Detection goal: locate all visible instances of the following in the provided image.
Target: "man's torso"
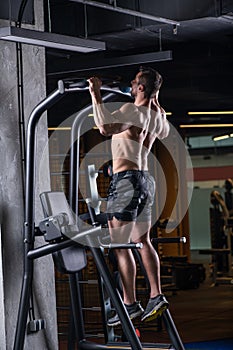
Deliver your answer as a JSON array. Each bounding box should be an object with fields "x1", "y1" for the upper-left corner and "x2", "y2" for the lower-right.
[{"x1": 111, "y1": 103, "x2": 163, "y2": 173}]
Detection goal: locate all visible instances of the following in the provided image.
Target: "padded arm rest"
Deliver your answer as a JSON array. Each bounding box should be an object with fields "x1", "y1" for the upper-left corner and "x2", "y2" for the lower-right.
[{"x1": 39, "y1": 213, "x2": 70, "y2": 242}]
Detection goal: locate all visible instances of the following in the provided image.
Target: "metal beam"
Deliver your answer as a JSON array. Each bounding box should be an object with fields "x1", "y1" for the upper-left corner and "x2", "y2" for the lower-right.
[
  {"x1": 69, "y1": 0, "x2": 180, "y2": 26},
  {"x1": 48, "y1": 50, "x2": 173, "y2": 77}
]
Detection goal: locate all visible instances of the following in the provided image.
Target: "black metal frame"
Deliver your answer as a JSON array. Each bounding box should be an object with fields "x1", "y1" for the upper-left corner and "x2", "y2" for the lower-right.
[
  {"x1": 14, "y1": 87, "x2": 64, "y2": 350},
  {"x1": 13, "y1": 81, "x2": 143, "y2": 350},
  {"x1": 13, "y1": 79, "x2": 185, "y2": 350},
  {"x1": 69, "y1": 93, "x2": 185, "y2": 350}
]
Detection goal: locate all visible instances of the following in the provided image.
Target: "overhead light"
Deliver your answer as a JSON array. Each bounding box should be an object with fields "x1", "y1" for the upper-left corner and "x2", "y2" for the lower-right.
[
  {"x1": 48, "y1": 127, "x2": 71, "y2": 131},
  {"x1": 0, "y1": 26, "x2": 106, "y2": 53},
  {"x1": 179, "y1": 124, "x2": 233, "y2": 128},
  {"x1": 88, "y1": 112, "x2": 172, "y2": 116},
  {"x1": 188, "y1": 111, "x2": 233, "y2": 115},
  {"x1": 212, "y1": 135, "x2": 230, "y2": 141},
  {"x1": 212, "y1": 133, "x2": 233, "y2": 141}
]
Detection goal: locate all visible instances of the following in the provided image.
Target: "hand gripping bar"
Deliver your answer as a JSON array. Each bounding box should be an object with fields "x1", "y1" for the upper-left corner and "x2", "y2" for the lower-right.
[{"x1": 58, "y1": 78, "x2": 132, "y2": 96}]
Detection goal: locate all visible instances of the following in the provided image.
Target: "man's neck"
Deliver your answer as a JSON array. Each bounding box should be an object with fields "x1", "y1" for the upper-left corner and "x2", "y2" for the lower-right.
[
  {"x1": 134, "y1": 91, "x2": 159, "y2": 107},
  {"x1": 134, "y1": 95, "x2": 149, "y2": 107}
]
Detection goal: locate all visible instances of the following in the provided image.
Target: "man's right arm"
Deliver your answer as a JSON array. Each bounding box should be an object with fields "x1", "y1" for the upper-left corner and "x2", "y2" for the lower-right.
[
  {"x1": 88, "y1": 76, "x2": 127, "y2": 135},
  {"x1": 88, "y1": 77, "x2": 144, "y2": 136}
]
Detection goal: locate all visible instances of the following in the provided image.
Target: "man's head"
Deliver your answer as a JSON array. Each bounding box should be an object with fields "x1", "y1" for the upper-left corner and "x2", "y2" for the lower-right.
[{"x1": 131, "y1": 66, "x2": 163, "y2": 99}]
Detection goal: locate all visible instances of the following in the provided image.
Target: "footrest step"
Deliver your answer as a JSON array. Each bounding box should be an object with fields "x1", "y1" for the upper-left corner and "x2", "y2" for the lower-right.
[{"x1": 107, "y1": 342, "x2": 174, "y2": 349}]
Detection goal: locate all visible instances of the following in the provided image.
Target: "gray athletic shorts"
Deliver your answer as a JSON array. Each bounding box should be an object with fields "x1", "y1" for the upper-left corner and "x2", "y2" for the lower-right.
[{"x1": 106, "y1": 170, "x2": 155, "y2": 222}]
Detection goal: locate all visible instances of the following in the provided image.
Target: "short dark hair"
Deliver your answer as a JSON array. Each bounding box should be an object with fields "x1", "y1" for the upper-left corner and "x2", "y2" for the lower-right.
[{"x1": 138, "y1": 66, "x2": 163, "y2": 99}]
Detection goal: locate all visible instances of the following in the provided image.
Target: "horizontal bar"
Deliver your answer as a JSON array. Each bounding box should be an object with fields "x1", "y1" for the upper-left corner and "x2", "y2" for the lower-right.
[
  {"x1": 28, "y1": 226, "x2": 102, "y2": 259},
  {"x1": 152, "y1": 237, "x2": 186, "y2": 244}
]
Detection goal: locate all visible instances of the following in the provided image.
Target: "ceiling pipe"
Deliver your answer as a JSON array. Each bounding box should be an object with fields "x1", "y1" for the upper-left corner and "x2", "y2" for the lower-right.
[{"x1": 69, "y1": 0, "x2": 180, "y2": 26}]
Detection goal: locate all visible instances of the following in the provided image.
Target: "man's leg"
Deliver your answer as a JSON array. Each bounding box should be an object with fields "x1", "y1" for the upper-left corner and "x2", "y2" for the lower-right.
[
  {"x1": 132, "y1": 222, "x2": 169, "y2": 322},
  {"x1": 108, "y1": 217, "x2": 136, "y2": 305},
  {"x1": 107, "y1": 218, "x2": 144, "y2": 326},
  {"x1": 132, "y1": 222, "x2": 161, "y2": 297}
]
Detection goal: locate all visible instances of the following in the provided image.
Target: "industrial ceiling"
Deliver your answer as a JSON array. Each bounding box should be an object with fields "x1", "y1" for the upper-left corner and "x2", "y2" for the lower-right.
[
  {"x1": 3, "y1": 0, "x2": 232, "y2": 138},
  {"x1": 44, "y1": 0, "x2": 233, "y2": 138}
]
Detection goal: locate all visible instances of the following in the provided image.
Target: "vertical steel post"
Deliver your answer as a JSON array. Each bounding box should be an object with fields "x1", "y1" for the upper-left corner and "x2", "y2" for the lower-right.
[{"x1": 14, "y1": 88, "x2": 64, "y2": 350}]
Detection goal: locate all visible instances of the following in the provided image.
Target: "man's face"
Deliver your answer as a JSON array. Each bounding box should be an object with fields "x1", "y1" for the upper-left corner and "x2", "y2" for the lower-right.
[{"x1": 130, "y1": 72, "x2": 142, "y2": 97}]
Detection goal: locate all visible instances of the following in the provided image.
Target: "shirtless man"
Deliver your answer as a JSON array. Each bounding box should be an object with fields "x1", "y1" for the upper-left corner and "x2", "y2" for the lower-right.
[{"x1": 88, "y1": 66, "x2": 170, "y2": 326}]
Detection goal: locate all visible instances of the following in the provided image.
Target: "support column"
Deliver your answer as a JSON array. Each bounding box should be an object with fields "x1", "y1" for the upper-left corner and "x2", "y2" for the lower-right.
[{"x1": 0, "y1": 1, "x2": 58, "y2": 349}]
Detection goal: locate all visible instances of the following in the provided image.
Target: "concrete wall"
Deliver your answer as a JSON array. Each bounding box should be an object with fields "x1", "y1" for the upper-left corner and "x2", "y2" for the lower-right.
[{"x1": 0, "y1": 1, "x2": 58, "y2": 349}]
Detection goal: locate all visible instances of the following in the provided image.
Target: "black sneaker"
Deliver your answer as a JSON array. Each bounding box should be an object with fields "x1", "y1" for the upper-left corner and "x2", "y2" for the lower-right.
[
  {"x1": 107, "y1": 301, "x2": 144, "y2": 327},
  {"x1": 141, "y1": 294, "x2": 169, "y2": 322}
]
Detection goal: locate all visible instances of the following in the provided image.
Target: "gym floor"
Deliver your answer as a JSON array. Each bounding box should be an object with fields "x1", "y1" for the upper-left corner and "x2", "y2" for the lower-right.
[
  {"x1": 143, "y1": 252, "x2": 233, "y2": 348},
  {"x1": 59, "y1": 252, "x2": 233, "y2": 349}
]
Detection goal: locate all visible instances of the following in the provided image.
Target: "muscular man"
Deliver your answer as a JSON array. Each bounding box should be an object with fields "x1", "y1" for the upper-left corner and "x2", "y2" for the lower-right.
[{"x1": 88, "y1": 66, "x2": 170, "y2": 326}]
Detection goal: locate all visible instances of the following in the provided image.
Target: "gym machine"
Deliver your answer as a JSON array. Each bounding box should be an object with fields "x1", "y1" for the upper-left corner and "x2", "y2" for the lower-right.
[
  {"x1": 69, "y1": 90, "x2": 185, "y2": 349},
  {"x1": 13, "y1": 78, "x2": 185, "y2": 349},
  {"x1": 84, "y1": 163, "x2": 187, "y2": 340},
  {"x1": 199, "y1": 190, "x2": 233, "y2": 286}
]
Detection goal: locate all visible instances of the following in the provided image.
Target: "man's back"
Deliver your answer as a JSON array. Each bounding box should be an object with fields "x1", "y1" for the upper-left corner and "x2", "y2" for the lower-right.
[
  {"x1": 111, "y1": 101, "x2": 169, "y2": 173},
  {"x1": 141, "y1": 99, "x2": 169, "y2": 170}
]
